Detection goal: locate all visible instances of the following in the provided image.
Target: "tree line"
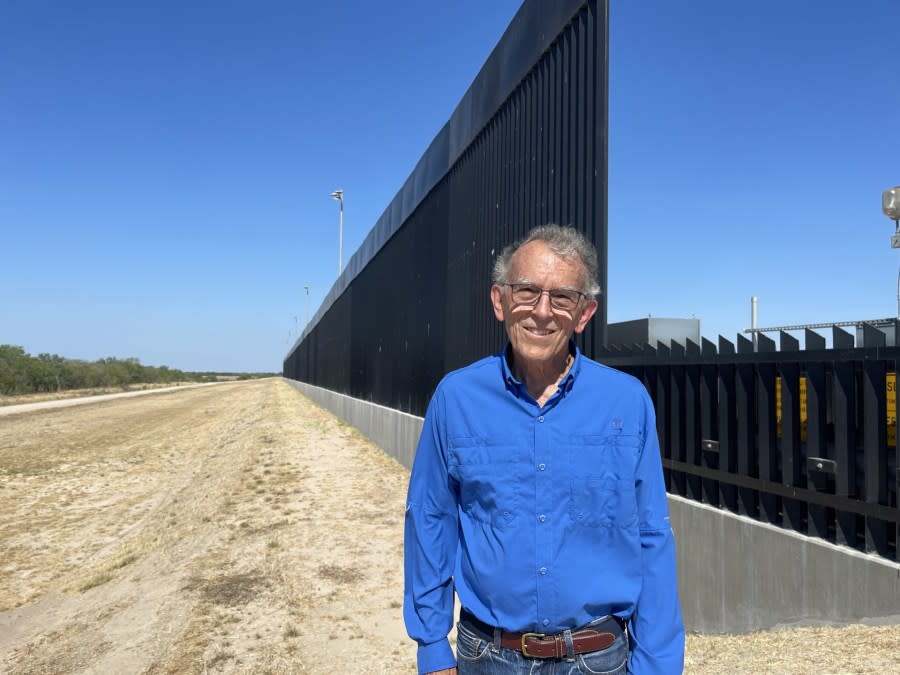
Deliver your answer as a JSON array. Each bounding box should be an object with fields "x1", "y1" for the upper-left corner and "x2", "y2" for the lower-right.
[{"x1": 0, "y1": 345, "x2": 270, "y2": 396}]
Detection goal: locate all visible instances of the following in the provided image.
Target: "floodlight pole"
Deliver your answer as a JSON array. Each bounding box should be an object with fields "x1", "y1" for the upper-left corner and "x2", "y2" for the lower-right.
[
  {"x1": 884, "y1": 186, "x2": 900, "y2": 318},
  {"x1": 304, "y1": 285, "x2": 311, "y2": 326},
  {"x1": 891, "y1": 220, "x2": 900, "y2": 320},
  {"x1": 331, "y1": 189, "x2": 344, "y2": 275}
]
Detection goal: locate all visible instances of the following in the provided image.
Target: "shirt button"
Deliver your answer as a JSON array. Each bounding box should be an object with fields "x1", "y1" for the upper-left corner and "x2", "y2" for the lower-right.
[
  {"x1": 542, "y1": 619, "x2": 550, "y2": 627},
  {"x1": 538, "y1": 463, "x2": 546, "y2": 471},
  {"x1": 539, "y1": 566, "x2": 548, "y2": 575},
  {"x1": 538, "y1": 514, "x2": 547, "y2": 522},
  {"x1": 537, "y1": 415, "x2": 544, "y2": 423}
]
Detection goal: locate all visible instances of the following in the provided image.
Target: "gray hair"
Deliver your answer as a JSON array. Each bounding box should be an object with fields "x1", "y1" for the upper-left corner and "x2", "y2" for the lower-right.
[{"x1": 492, "y1": 224, "x2": 601, "y2": 298}]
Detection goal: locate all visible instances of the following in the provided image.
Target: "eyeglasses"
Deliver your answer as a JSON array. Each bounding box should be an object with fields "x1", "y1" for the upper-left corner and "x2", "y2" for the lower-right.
[{"x1": 503, "y1": 283, "x2": 586, "y2": 312}]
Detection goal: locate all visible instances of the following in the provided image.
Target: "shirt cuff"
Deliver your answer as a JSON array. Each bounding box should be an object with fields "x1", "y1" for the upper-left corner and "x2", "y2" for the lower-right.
[{"x1": 417, "y1": 637, "x2": 456, "y2": 674}]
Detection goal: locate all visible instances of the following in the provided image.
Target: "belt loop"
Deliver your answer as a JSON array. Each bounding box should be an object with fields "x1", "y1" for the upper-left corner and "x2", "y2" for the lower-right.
[
  {"x1": 490, "y1": 626, "x2": 502, "y2": 653},
  {"x1": 563, "y1": 628, "x2": 575, "y2": 661}
]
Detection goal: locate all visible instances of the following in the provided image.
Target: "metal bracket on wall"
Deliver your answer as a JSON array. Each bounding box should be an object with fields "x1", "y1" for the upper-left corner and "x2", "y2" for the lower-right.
[
  {"x1": 807, "y1": 457, "x2": 837, "y2": 474},
  {"x1": 700, "y1": 439, "x2": 719, "y2": 453}
]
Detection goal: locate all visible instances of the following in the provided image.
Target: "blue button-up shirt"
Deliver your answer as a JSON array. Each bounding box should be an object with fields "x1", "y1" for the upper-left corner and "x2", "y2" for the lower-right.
[{"x1": 404, "y1": 345, "x2": 684, "y2": 674}]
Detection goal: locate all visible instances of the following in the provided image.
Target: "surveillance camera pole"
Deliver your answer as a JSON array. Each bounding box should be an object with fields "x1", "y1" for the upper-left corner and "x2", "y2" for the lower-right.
[
  {"x1": 894, "y1": 219, "x2": 900, "y2": 319},
  {"x1": 304, "y1": 285, "x2": 311, "y2": 327},
  {"x1": 331, "y1": 189, "x2": 344, "y2": 276},
  {"x1": 885, "y1": 186, "x2": 900, "y2": 318}
]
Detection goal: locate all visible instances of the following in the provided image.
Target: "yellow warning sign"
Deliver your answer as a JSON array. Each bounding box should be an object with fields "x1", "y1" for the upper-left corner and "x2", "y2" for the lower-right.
[{"x1": 888, "y1": 372, "x2": 896, "y2": 447}]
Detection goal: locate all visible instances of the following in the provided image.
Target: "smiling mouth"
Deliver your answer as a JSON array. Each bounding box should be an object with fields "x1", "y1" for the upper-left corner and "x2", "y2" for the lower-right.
[{"x1": 524, "y1": 327, "x2": 555, "y2": 336}]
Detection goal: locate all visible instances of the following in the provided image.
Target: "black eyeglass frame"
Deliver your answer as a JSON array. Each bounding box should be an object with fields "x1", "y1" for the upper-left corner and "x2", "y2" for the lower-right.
[{"x1": 501, "y1": 283, "x2": 588, "y2": 312}]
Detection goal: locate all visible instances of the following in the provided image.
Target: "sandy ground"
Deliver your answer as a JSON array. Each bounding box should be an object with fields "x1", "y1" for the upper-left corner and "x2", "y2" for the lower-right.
[
  {"x1": 1, "y1": 379, "x2": 412, "y2": 673},
  {"x1": 0, "y1": 378, "x2": 897, "y2": 674}
]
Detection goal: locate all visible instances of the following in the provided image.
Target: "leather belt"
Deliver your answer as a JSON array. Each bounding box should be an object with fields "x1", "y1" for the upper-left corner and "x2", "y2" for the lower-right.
[{"x1": 459, "y1": 608, "x2": 624, "y2": 660}]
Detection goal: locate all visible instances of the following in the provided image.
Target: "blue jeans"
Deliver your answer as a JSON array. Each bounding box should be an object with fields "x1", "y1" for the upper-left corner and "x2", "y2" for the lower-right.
[{"x1": 455, "y1": 617, "x2": 628, "y2": 675}]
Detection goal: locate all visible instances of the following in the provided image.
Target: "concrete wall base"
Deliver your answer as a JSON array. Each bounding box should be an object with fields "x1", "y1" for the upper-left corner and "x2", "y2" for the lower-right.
[
  {"x1": 670, "y1": 495, "x2": 900, "y2": 633},
  {"x1": 283, "y1": 378, "x2": 900, "y2": 633}
]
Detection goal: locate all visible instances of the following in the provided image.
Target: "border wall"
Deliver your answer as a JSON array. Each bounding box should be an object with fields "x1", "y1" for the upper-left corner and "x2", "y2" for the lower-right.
[
  {"x1": 284, "y1": 0, "x2": 899, "y2": 633},
  {"x1": 284, "y1": 0, "x2": 609, "y2": 417}
]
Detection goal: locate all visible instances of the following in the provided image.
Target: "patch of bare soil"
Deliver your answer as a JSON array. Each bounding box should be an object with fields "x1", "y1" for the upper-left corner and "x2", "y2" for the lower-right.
[
  {"x1": 0, "y1": 379, "x2": 413, "y2": 673},
  {"x1": 0, "y1": 379, "x2": 897, "y2": 674},
  {"x1": 685, "y1": 623, "x2": 900, "y2": 674}
]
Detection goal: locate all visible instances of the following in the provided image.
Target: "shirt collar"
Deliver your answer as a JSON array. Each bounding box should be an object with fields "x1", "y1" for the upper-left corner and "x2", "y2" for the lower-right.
[{"x1": 500, "y1": 340, "x2": 582, "y2": 396}]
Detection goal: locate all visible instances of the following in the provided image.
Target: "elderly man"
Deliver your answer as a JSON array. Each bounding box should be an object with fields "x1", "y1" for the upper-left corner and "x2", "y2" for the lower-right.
[{"x1": 404, "y1": 224, "x2": 684, "y2": 675}]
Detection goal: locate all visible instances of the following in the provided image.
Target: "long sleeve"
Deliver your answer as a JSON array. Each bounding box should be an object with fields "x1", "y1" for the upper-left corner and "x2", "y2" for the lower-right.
[
  {"x1": 627, "y1": 390, "x2": 685, "y2": 674},
  {"x1": 403, "y1": 388, "x2": 459, "y2": 674}
]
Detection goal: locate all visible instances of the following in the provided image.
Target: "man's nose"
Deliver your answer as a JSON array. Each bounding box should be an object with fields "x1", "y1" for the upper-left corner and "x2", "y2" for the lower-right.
[{"x1": 532, "y1": 291, "x2": 554, "y2": 318}]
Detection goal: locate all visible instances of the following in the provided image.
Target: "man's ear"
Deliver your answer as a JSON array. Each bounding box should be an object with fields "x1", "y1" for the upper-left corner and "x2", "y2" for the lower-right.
[
  {"x1": 490, "y1": 285, "x2": 505, "y2": 322},
  {"x1": 573, "y1": 299, "x2": 598, "y2": 334}
]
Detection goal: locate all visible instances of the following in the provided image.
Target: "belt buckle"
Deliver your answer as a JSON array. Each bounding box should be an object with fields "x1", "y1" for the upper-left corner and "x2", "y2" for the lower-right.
[{"x1": 520, "y1": 632, "x2": 546, "y2": 658}]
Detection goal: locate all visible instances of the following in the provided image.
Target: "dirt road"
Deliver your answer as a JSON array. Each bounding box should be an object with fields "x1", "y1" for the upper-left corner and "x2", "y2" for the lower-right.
[
  {"x1": 1, "y1": 378, "x2": 897, "y2": 674},
  {"x1": 1, "y1": 379, "x2": 414, "y2": 673},
  {"x1": 0, "y1": 382, "x2": 223, "y2": 416}
]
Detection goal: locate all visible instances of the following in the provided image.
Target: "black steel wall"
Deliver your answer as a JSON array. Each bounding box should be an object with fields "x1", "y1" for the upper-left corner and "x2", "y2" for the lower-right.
[
  {"x1": 599, "y1": 323, "x2": 900, "y2": 563},
  {"x1": 285, "y1": 0, "x2": 609, "y2": 417}
]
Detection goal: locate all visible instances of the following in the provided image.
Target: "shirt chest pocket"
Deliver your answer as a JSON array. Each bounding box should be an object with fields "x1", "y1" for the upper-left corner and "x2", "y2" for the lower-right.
[
  {"x1": 448, "y1": 437, "x2": 524, "y2": 529},
  {"x1": 567, "y1": 435, "x2": 640, "y2": 529}
]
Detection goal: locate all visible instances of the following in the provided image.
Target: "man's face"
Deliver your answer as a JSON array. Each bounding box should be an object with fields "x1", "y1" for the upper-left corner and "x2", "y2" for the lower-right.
[{"x1": 490, "y1": 240, "x2": 598, "y2": 369}]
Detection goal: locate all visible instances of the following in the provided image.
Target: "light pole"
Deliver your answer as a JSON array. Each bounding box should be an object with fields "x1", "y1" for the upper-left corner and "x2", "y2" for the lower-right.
[
  {"x1": 304, "y1": 285, "x2": 311, "y2": 326},
  {"x1": 883, "y1": 186, "x2": 900, "y2": 317},
  {"x1": 331, "y1": 189, "x2": 344, "y2": 275}
]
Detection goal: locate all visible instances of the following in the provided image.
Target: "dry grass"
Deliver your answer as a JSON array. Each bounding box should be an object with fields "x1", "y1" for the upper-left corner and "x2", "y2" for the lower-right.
[
  {"x1": 0, "y1": 379, "x2": 413, "y2": 673},
  {"x1": 686, "y1": 623, "x2": 900, "y2": 674},
  {"x1": 194, "y1": 571, "x2": 265, "y2": 607}
]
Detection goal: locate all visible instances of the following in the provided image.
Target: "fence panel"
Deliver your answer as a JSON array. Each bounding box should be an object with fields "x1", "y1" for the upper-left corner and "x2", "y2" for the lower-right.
[
  {"x1": 700, "y1": 337, "x2": 720, "y2": 507},
  {"x1": 718, "y1": 337, "x2": 738, "y2": 512},
  {"x1": 736, "y1": 334, "x2": 757, "y2": 518},
  {"x1": 600, "y1": 322, "x2": 900, "y2": 563},
  {"x1": 832, "y1": 327, "x2": 859, "y2": 547},
  {"x1": 862, "y1": 325, "x2": 888, "y2": 555},
  {"x1": 780, "y1": 331, "x2": 805, "y2": 532},
  {"x1": 684, "y1": 339, "x2": 703, "y2": 502}
]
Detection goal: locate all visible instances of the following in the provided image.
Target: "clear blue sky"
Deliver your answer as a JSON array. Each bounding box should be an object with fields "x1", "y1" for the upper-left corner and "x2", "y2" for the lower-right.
[{"x1": 2, "y1": 1, "x2": 898, "y2": 372}]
